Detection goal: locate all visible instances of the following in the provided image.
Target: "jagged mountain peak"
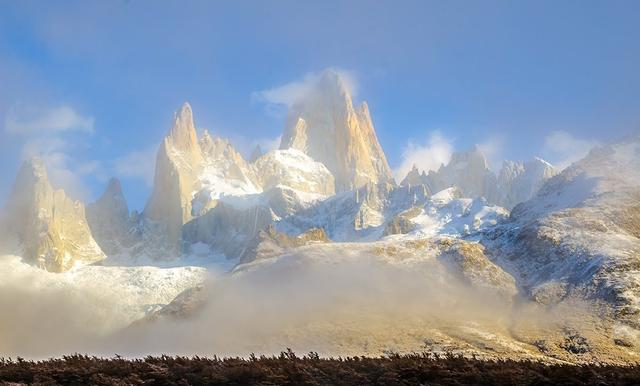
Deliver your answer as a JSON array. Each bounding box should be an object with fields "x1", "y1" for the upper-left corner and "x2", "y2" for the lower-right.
[
  {"x1": 87, "y1": 177, "x2": 134, "y2": 256},
  {"x1": 425, "y1": 146, "x2": 497, "y2": 203},
  {"x1": 400, "y1": 164, "x2": 427, "y2": 187},
  {"x1": 94, "y1": 177, "x2": 127, "y2": 210},
  {"x1": 446, "y1": 146, "x2": 491, "y2": 171},
  {"x1": 280, "y1": 70, "x2": 392, "y2": 191},
  {"x1": 104, "y1": 177, "x2": 123, "y2": 196},
  {"x1": 167, "y1": 102, "x2": 200, "y2": 154},
  {"x1": 4, "y1": 159, "x2": 105, "y2": 272},
  {"x1": 315, "y1": 68, "x2": 352, "y2": 100}
]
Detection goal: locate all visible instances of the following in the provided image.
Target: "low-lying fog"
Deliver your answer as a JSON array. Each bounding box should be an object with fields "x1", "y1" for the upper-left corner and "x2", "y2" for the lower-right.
[{"x1": 0, "y1": 248, "x2": 596, "y2": 359}]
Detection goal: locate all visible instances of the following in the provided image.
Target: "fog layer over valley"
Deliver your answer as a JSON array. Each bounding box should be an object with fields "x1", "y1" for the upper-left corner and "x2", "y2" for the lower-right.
[
  {"x1": 0, "y1": 246, "x2": 616, "y2": 362},
  {"x1": 0, "y1": 70, "x2": 639, "y2": 363}
]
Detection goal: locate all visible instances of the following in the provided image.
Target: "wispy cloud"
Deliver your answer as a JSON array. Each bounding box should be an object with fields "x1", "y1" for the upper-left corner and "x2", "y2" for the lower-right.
[
  {"x1": 542, "y1": 130, "x2": 599, "y2": 171},
  {"x1": 20, "y1": 137, "x2": 100, "y2": 200},
  {"x1": 476, "y1": 135, "x2": 505, "y2": 170},
  {"x1": 3, "y1": 104, "x2": 100, "y2": 200},
  {"x1": 113, "y1": 145, "x2": 157, "y2": 188},
  {"x1": 394, "y1": 130, "x2": 454, "y2": 181},
  {"x1": 252, "y1": 68, "x2": 358, "y2": 117},
  {"x1": 5, "y1": 105, "x2": 94, "y2": 135}
]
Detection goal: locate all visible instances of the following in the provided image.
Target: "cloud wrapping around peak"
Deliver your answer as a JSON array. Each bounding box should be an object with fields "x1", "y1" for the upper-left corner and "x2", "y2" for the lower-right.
[
  {"x1": 394, "y1": 130, "x2": 454, "y2": 181},
  {"x1": 20, "y1": 137, "x2": 102, "y2": 201},
  {"x1": 5, "y1": 105, "x2": 94, "y2": 135},
  {"x1": 252, "y1": 68, "x2": 358, "y2": 116},
  {"x1": 476, "y1": 136, "x2": 505, "y2": 171},
  {"x1": 542, "y1": 130, "x2": 599, "y2": 171},
  {"x1": 3, "y1": 103, "x2": 100, "y2": 201}
]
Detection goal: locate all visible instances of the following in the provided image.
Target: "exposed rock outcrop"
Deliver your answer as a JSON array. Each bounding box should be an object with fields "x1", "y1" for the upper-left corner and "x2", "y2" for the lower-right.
[
  {"x1": 437, "y1": 240, "x2": 517, "y2": 300},
  {"x1": 87, "y1": 178, "x2": 137, "y2": 255},
  {"x1": 382, "y1": 207, "x2": 421, "y2": 236},
  {"x1": 239, "y1": 224, "x2": 330, "y2": 263},
  {"x1": 3, "y1": 158, "x2": 105, "y2": 272},
  {"x1": 182, "y1": 202, "x2": 274, "y2": 258},
  {"x1": 143, "y1": 103, "x2": 261, "y2": 251},
  {"x1": 144, "y1": 103, "x2": 204, "y2": 249}
]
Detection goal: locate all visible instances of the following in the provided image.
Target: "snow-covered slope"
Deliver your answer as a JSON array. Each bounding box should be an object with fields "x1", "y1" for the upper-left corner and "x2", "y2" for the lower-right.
[
  {"x1": 0, "y1": 254, "x2": 206, "y2": 356},
  {"x1": 196, "y1": 131, "x2": 262, "y2": 209},
  {"x1": 406, "y1": 187, "x2": 509, "y2": 238},
  {"x1": 254, "y1": 148, "x2": 335, "y2": 196},
  {"x1": 279, "y1": 182, "x2": 508, "y2": 242},
  {"x1": 484, "y1": 137, "x2": 640, "y2": 323}
]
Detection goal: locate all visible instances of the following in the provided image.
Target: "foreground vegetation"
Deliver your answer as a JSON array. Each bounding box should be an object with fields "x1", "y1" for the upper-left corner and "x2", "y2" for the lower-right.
[{"x1": 1, "y1": 351, "x2": 639, "y2": 385}]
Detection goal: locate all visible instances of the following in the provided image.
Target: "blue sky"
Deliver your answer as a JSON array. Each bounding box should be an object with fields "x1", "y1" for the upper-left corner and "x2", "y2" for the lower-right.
[{"x1": 1, "y1": 0, "x2": 639, "y2": 210}]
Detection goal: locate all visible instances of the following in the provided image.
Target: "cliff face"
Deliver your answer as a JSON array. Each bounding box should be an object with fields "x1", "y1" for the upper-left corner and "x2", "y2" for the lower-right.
[
  {"x1": 279, "y1": 70, "x2": 392, "y2": 192},
  {"x1": 87, "y1": 178, "x2": 136, "y2": 255},
  {"x1": 143, "y1": 103, "x2": 204, "y2": 249},
  {"x1": 4, "y1": 158, "x2": 105, "y2": 272}
]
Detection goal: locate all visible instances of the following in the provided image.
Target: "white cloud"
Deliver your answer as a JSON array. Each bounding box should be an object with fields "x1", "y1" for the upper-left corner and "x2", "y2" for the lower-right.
[
  {"x1": 5, "y1": 105, "x2": 94, "y2": 135},
  {"x1": 3, "y1": 103, "x2": 100, "y2": 201},
  {"x1": 252, "y1": 68, "x2": 358, "y2": 116},
  {"x1": 476, "y1": 135, "x2": 505, "y2": 171},
  {"x1": 394, "y1": 130, "x2": 454, "y2": 181},
  {"x1": 542, "y1": 130, "x2": 599, "y2": 171},
  {"x1": 113, "y1": 145, "x2": 158, "y2": 188},
  {"x1": 20, "y1": 137, "x2": 94, "y2": 200}
]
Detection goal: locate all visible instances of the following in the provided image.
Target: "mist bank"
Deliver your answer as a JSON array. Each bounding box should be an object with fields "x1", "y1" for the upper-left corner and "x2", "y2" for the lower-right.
[{"x1": 0, "y1": 247, "x2": 625, "y2": 362}]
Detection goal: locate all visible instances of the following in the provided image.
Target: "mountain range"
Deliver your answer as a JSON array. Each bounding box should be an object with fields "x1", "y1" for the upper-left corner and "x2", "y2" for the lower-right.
[{"x1": 1, "y1": 69, "x2": 639, "y2": 360}]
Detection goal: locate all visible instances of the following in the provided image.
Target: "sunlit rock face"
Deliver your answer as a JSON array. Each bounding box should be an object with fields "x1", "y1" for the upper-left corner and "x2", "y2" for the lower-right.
[
  {"x1": 3, "y1": 158, "x2": 105, "y2": 272},
  {"x1": 143, "y1": 103, "x2": 261, "y2": 251},
  {"x1": 279, "y1": 69, "x2": 392, "y2": 192},
  {"x1": 143, "y1": 103, "x2": 204, "y2": 249}
]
